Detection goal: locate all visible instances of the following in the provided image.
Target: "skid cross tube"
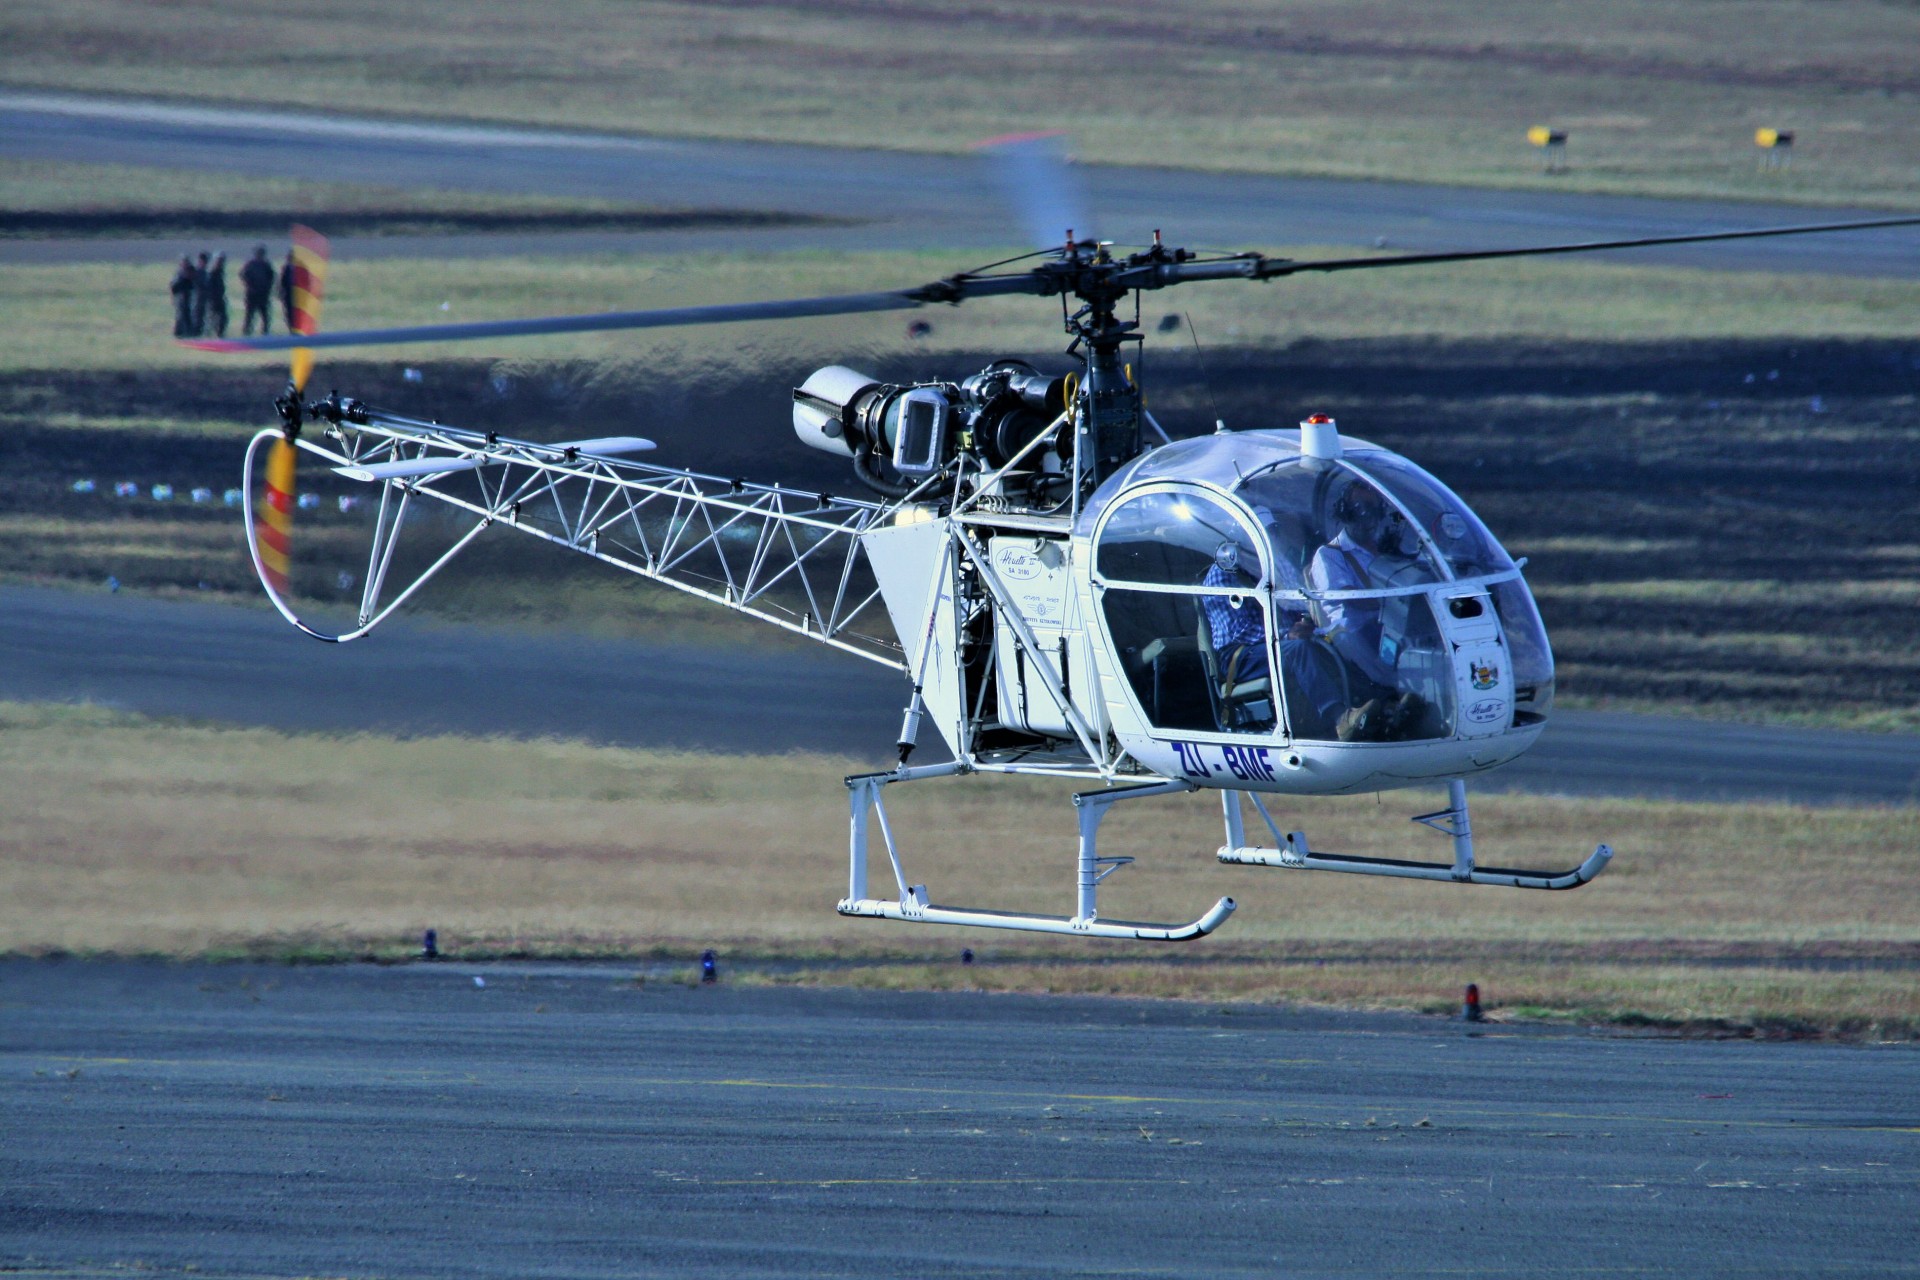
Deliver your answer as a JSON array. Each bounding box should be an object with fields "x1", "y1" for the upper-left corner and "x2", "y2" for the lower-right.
[
  {"x1": 1216, "y1": 782, "x2": 1613, "y2": 890},
  {"x1": 839, "y1": 772, "x2": 1236, "y2": 939}
]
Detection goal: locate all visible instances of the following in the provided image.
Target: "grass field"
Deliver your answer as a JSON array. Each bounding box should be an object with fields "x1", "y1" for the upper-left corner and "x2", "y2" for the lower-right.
[
  {"x1": 5, "y1": 1, "x2": 1918, "y2": 208},
  {"x1": 2, "y1": 703, "x2": 1913, "y2": 1038}
]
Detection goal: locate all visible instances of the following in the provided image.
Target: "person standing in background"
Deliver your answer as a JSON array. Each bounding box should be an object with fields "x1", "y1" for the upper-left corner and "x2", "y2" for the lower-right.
[
  {"x1": 202, "y1": 252, "x2": 229, "y2": 339},
  {"x1": 240, "y1": 245, "x2": 275, "y2": 334},
  {"x1": 189, "y1": 252, "x2": 212, "y2": 335},
  {"x1": 278, "y1": 249, "x2": 297, "y2": 332},
  {"x1": 170, "y1": 255, "x2": 197, "y2": 336}
]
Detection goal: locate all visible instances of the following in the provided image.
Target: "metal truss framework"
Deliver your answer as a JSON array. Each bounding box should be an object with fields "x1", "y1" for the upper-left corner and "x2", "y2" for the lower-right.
[
  {"x1": 246, "y1": 403, "x2": 1127, "y2": 779},
  {"x1": 245, "y1": 410, "x2": 912, "y2": 665}
]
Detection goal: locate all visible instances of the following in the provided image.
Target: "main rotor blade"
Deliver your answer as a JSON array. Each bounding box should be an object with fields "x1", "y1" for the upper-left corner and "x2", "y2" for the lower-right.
[
  {"x1": 184, "y1": 289, "x2": 931, "y2": 353},
  {"x1": 1253, "y1": 215, "x2": 1920, "y2": 279}
]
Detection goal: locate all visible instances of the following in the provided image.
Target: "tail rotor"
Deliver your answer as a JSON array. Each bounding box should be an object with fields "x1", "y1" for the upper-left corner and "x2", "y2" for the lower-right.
[{"x1": 254, "y1": 224, "x2": 330, "y2": 600}]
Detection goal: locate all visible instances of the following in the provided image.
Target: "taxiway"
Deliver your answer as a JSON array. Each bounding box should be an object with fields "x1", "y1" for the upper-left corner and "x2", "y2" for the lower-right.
[
  {"x1": 5, "y1": 583, "x2": 1917, "y2": 805},
  {"x1": 3, "y1": 960, "x2": 1915, "y2": 1279}
]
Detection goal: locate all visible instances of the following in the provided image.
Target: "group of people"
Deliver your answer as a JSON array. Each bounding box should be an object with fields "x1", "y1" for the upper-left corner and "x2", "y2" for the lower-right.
[{"x1": 169, "y1": 245, "x2": 293, "y2": 339}]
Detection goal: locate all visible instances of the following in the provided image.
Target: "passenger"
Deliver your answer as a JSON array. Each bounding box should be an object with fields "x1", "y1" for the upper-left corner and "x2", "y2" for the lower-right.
[
  {"x1": 1201, "y1": 540, "x2": 1268, "y2": 685},
  {"x1": 1201, "y1": 510, "x2": 1347, "y2": 736}
]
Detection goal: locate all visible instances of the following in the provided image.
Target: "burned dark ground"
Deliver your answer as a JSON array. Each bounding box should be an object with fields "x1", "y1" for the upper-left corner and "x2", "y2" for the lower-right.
[{"x1": 4, "y1": 336, "x2": 1916, "y2": 728}]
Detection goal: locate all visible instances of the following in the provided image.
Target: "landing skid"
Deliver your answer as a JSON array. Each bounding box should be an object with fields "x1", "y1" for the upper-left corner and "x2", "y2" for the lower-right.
[
  {"x1": 1216, "y1": 780, "x2": 1613, "y2": 890},
  {"x1": 837, "y1": 767, "x2": 1237, "y2": 940}
]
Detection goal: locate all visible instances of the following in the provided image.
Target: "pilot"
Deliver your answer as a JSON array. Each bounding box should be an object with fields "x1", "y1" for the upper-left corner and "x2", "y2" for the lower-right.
[
  {"x1": 1309, "y1": 480, "x2": 1423, "y2": 739},
  {"x1": 1202, "y1": 509, "x2": 1346, "y2": 735}
]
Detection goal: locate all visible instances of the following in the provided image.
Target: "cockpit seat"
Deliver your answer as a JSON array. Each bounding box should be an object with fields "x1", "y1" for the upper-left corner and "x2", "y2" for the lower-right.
[{"x1": 1194, "y1": 613, "x2": 1274, "y2": 732}]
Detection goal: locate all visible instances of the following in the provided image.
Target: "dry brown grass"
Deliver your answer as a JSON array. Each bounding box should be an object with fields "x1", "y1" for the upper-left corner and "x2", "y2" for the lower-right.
[
  {"x1": 3, "y1": 702, "x2": 1914, "y2": 1035},
  {"x1": 5, "y1": 0, "x2": 1918, "y2": 207}
]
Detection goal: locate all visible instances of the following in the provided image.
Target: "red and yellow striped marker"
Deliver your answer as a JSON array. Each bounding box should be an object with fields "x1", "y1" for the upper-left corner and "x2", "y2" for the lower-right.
[
  {"x1": 255, "y1": 223, "x2": 331, "y2": 598},
  {"x1": 286, "y1": 223, "x2": 330, "y2": 392},
  {"x1": 258, "y1": 435, "x2": 297, "y2": 596}
]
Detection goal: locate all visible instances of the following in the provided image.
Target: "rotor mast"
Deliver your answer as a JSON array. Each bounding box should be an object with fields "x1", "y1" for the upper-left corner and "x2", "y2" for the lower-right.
[
  {"x1": 1063, "y1": 234, "x2": 1143, "y2": 498},
  {"x1": 914, "y1": 228, "x2": 1203, "y2": 494}
]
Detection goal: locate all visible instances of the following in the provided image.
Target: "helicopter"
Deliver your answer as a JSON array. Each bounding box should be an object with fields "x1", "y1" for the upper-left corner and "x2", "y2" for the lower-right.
[{"x1": 189, "y1": 154, "x2": 1920, "y2": 942}]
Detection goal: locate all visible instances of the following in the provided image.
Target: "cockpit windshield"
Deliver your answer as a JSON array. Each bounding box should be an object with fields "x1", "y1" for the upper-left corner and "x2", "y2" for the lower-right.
[
  {"x1": 1234, "y1": 460, "x2": 1446, "y2": 593},
  {"x1": 1345, "y1": 451, "x2": 1513, "y2": 580},
  {"x1": 1086, "y1": 432, "x2": 1545, "y2": 745}
]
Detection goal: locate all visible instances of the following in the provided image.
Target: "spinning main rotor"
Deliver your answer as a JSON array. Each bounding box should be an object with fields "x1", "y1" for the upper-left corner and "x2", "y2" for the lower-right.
[{"x1": 191, "y1": 202, "x2": 1920, "y2": 499}]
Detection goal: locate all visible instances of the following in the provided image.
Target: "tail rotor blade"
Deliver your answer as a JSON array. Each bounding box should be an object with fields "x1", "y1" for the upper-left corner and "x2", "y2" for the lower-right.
[
  {"x1": 257, "y1": 224, "x2": 328, "y2": 600},
  {"x1": 287, "y1": 223, "x2": 331, "y2": 392},
  {"x1": 257, "y1": 435, "x2": 298, "y2": 599},
  {"x1": 975, "y1": 130, "x2": 1092, "y2": 251}
]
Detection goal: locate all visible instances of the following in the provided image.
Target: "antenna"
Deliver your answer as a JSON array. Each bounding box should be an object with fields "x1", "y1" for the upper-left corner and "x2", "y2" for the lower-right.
[{"x1": 1184, "y1": 314, "x2": 1225, "y2": 432}]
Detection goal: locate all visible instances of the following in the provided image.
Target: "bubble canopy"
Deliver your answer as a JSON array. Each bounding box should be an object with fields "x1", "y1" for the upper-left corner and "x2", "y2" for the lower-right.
[
  {"x1": 1082, "y1": 429, "x2": 1553, "y2": 742},
  {"x1": 1080, "y1": 430, "x2": 1516, "y2": 582}
]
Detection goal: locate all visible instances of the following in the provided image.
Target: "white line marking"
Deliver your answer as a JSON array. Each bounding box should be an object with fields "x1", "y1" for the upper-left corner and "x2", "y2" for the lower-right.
[{"x1": 0, "y1": 91, "x2": 677, "y2": 155}]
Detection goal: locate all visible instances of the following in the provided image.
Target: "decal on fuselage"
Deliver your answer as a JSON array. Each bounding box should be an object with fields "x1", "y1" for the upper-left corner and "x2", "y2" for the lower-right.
[
  {"x1": 1464, "y1": 697, "x2": 1508, "y2": 725},
  {"x1": 1171, "y1": 740, "x2": 1279, "y2": 783},
  {"x1": 995, "y1": 546, "x2": 1044, "y2": 581}
]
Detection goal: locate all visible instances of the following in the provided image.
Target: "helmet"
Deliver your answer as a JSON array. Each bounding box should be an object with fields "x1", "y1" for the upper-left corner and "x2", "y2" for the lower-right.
[
  {"x1": 1332, "y1": 480, "x2": 1403, "y2": 552},
  {"x1": 1332, "y1": 479, "x2": 1386, "y2": 526}
]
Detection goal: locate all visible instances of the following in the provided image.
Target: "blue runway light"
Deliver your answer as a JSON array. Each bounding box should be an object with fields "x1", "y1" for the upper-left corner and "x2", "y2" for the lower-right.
[
  {"x1": 421, "y1": 928, "x2": 438, "y2": 960},
  {"x1": 700, "y1": 950, "x2": 717, "y2": 984}
]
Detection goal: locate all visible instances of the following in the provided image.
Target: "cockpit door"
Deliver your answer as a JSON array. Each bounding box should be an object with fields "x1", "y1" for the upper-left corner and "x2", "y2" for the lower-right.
[{"x1": 1089, "y1": 485, "x2": 1285, "y2": 742}]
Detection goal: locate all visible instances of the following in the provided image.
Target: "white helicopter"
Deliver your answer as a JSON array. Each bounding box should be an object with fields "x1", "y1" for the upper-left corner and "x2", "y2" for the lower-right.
[{"x1": 192, "y1": 176, "x2": 1920, "y2": 942}]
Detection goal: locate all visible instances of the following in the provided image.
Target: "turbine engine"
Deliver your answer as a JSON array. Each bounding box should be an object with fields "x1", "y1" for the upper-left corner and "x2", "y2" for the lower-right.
[{"x1": 793, "y1": 361, "x2": 1068, "y2": 496}]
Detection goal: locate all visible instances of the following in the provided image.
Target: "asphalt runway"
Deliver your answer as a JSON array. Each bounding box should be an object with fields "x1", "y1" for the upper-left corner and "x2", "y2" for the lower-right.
[
  {"x1": 6, "y1": 583, "x2": 1918, "y2": 806},
  {"x1": 3, "y1": 960, "x2": 1916, "y2": 1279},
  {"x1": 6, "y1": 91, "x2": 1918, "y2": 277}
]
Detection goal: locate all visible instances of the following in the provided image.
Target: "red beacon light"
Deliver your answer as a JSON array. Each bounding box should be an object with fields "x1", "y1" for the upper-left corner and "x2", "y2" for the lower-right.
[{"x1": 1300, "y1": 413, "x2": 1342, "y2": 463}]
